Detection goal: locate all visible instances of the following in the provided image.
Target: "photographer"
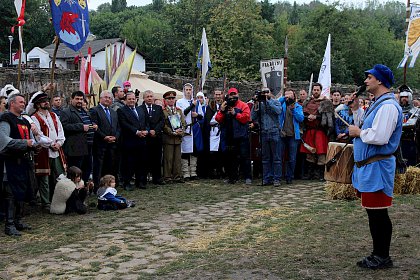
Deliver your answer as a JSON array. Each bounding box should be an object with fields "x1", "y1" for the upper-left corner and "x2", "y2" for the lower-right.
[
  {"x1": 251, "y1": 88, "x2": 282, "y2": 186},
  {"x1": 215, "y1": 88, "x2": 252, "y2": 185},
  {"x1": 278, "y1": 89, "x2": 304, "y2": 184}
]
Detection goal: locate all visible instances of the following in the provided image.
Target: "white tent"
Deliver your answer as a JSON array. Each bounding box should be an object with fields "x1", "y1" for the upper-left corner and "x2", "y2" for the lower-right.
[{"x1": 128, "y1": 70, "x2": 183, "y2": 101}]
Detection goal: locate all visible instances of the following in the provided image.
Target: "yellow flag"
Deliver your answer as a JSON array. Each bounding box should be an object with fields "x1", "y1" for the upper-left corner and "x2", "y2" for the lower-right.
[{"x1": 108, "y1": 50, "x2": 136, "y2": 89}]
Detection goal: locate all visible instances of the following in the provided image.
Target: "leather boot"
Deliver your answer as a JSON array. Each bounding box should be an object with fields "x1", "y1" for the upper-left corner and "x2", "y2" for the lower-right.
[
  {"x1": 318, "y1": 165, "x2": 326, "y2": 182},
  {"x1": 303, "y1": 162, "x2": 315, "y2": 180},
  {"x1": 4, "y1": 199, "x2": 21, "y2": 236},
  {"x1": 15, "y1": 201, "x2": 31, "y2": 231}
]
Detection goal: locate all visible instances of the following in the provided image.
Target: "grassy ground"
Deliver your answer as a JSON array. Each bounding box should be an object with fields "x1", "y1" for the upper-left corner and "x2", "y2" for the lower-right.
[{"x1": 0, "y1": 180, "x2": 419, "y2": 279}]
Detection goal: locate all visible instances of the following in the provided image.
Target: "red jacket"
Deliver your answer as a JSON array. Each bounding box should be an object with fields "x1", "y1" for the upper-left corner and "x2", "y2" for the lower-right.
[{"x1": 215, "y1": 99, "x2": 250, "y2": 124}]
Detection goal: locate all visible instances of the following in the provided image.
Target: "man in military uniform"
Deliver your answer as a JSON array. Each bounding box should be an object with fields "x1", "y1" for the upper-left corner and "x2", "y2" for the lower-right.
[{"x1": 162, "y1": 91, "x2": 186, "y2": 184}]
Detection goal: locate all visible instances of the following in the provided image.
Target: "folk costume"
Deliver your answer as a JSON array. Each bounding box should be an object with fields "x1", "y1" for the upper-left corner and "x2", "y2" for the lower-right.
[
  {"x1": 50, "y1": 174, "x2": 87, "y2": 215},
  {"x1": 352, "y1": 64, "x2": 402, "y2": 270},
  {"x1": 28, "y1": 91, "x2": 66, "y2": 210},
  {"x1": 0, "y1": 110, "x2": 35, "y2": 236},
  {"x1": 300, "y1": 96, "x2": 334, "y2": 179},
  {"x1": 162, "y1": 91, "x2": 186, "y2": 183},
  {"x1": 176, "y1": 83, "x2": 200, "y2": 180},
  {"x1": 399, "y1": 85, "x2": 419, "y2": 166}
]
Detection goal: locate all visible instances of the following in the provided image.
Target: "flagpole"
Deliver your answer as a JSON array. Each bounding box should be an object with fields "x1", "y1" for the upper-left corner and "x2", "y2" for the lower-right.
[
  {"x1": 17, "y1": 27, "x2": 23, "y2": 94},
  {"x1": 50, "y1": 36, "x2": 60, "y2": 98},
  {"x1": 403, "y1": 0, "x2": 411, "y2": 84},
  {"x1": 283, "y1": 35, "x2": 288, "y2": 95}
]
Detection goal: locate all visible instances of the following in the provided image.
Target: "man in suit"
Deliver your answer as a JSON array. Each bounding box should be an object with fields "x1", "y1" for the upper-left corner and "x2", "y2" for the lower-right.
[
  {"x1": 90, "y1": 90, "x2": 120, "y2": 192},
  {"x1": 140, "y1": 90, "x2": 165, "y2": 185},
  {"x1": 61, "y1": 91, "x2": 97, "y2": 183},
  {"x1": 117, "y1": 91, "x2": 148, "y2": 190}
]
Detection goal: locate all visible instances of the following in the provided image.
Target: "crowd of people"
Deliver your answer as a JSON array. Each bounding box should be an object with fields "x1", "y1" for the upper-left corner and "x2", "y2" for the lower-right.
[{"x1": 0, "y1": 68, "x2": 418, "y2": 245}]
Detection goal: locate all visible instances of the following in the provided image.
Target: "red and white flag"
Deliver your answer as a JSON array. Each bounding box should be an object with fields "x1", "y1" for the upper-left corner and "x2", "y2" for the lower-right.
[
  {"x1": 85, "y1": 46, "x2": 92, "y2": 95},
  {"x1": 13, "y1": 0, "x2": 26, "y2": 57}
]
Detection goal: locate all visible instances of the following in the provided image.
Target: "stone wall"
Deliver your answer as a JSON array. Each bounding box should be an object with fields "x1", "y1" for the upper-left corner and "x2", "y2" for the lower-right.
[{"x1": 1, "y1": 68, "x2": 418, "y2": 103}]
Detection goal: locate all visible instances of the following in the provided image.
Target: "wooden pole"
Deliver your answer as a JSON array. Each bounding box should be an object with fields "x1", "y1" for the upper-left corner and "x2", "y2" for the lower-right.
[
  {"x1": 283, "y1": 35, "x2": 288, "y2": 95},
  {"x1": 403, "y1": 0, "x2": 411, "y2": 84},
  {"x1": 50, "y1": 36, "x2": 60, "y2": 98},
  {"x1": 17, "y1": 27, "x2": 23, "y2": 95}
]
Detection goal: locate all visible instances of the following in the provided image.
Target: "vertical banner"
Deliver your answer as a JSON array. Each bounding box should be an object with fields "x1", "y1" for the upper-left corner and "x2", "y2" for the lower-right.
[
  {"x1": 197, "y1": 28, "x2": 212, "y2": 91},
  {"x1": 260, "y1": 58, "x2": 284, "y2": 96},
  {"x1": 317, "y1": 34, "x2": 331, "y2": 98},
  {"x1": 50, "y1": 0, "x2": 90, "y2": 52},
  {"x1": 398, "y1": 5, "x2": 420, "y2": 68}
]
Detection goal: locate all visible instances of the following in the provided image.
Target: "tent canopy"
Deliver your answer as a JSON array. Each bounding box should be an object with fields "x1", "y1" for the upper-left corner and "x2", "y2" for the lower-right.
[{"x1": 128, "y1": 70, "x2": 183, "y2": 101}]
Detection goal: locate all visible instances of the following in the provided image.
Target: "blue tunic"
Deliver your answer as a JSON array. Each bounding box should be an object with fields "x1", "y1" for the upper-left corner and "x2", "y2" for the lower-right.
[{"x1": 352, "y1": 93, "x2": 403, "y2": 197}]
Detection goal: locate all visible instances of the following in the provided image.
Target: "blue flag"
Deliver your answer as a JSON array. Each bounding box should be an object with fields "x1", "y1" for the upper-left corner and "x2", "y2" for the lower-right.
[{"x1": 50, "y1": 0, "x2": 90, "y2": 52}]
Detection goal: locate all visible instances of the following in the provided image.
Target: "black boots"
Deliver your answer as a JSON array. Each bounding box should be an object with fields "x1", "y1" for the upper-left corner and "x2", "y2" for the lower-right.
[{"x1": 4, "y1": 199, "x2": 31, "y2": 236}]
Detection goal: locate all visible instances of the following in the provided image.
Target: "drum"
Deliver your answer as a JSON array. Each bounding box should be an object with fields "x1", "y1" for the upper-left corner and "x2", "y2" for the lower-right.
[{"x1": 324, "y1": 142, "x2": 354, "y2": 184}]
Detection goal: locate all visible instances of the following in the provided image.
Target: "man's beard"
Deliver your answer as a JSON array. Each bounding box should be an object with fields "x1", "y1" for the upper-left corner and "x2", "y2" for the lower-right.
[{"x1": 40, "y1": 104, "x2": 50, "y2": 110}]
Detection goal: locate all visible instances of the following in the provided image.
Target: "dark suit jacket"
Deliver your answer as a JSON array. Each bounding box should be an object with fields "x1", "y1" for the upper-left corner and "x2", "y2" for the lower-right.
[
  {"x1": 90, "y1": 105, "x2": 120, "y2": 148},
  {"x1": 140, "y1": 104, "x2": 164, "y2": 137},
  {"x1": 60, "y1": 105, "x2": 88, "y2": 157},
  {"x1": 117, "y1": 105, "x2": 147, "y2": 149}
]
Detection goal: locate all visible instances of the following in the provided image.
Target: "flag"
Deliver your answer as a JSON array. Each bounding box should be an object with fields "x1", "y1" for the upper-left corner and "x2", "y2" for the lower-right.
[
  {"x1": 85, "y1": 46, "x2": 92, "y2": 94},
  {"x1": 12, "y1": 0, "x2": 26, "y2": 57},
  {"x1": 49, "y1": 0, "x2": 90, "y2": 52},
  {"x1": 317, "y1": 34, "x2": 331, "y2": 98},
  {"x1": 13, "y1": 51, "x2": 20, "y2": 61},
  {"x1": 112, "y1": 43, "x2": 118, "y2": 76},
  {"x1": 118, "y1": 39, "x2": 126, "y2": 68},
  {"x1": 108, "y1": 50, "x2": 136, "y2": 89},
  {"x1": 91, "y1": 67, "x2": 106, "y2": 104},
  {"x1": 104, "y1": 44, "x2": 110, "y2": 87},
  {"x1": 79, "y1": 57, "x2": 86, "y2": 93},
  {"x1": 398, "y1": 5, "x2": 420, "y2": 68},
  {"x1": 197, "y1": 28, "x2": 212, "y2": 91}
]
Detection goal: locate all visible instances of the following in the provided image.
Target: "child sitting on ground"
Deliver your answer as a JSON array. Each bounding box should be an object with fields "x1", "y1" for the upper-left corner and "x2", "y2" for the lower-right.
[{"x1": 97, "y1": 175, "x2": 135, "y2": 210}]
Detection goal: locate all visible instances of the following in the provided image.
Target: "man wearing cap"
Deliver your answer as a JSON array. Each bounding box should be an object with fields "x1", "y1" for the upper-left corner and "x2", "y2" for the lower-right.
[
  {"x1": 162, "y1": 91, "x2": 186, "y2": 183},
  {"x1": 349, "y1": 64, "x2": 403, "y2": 270},
  {"x1": 28, "y1": 91, "x2": 66, "y2": 211},
  {"x1": 123, "y1": 81, "x2": 131, "y2": 92},
  {"x1": 0, "y1": 94, "x2": 36, "y2": 236},
  {"x1": 216, "y1": 87, "x2": 252, "y2": 185}
]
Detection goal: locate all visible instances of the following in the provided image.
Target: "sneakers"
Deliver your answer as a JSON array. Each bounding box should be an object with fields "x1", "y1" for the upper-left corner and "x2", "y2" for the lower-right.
[
  {"x1": 357, "y1": 255, "x2": 393, "y2": 270},
  {"x1": 245, "y1": 179, "x2": 252, "y2": 185},
  {"x1": 273, "y1": 181, "x2": 281, "y2": 187}
]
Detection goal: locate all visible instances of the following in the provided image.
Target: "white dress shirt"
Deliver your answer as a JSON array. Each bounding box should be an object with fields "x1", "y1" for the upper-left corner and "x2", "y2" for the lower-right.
[
  {"x1": 360, "y1": 104, "x2": 399, "y2": 145},
  {"x1": 31, "y1": 111, "x2": 65, "y2": 158}
]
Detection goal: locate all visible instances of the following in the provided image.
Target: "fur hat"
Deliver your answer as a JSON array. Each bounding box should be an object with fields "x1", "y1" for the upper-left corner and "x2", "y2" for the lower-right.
[{"x1": 0, "y1": 84, "x2": 20, "y2": 99}]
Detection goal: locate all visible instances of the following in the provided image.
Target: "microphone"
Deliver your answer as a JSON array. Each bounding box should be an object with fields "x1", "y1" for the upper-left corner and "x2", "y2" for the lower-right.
[
  {"x1": 354, "y1": 84, "x2": 367, "y2": 97},
  {"x1": 348, "y1": 84, "x2": 366, "y2": 105}
]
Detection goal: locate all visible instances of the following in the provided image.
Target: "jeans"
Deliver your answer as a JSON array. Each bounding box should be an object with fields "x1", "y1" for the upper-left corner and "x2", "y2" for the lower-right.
[
  {"x1": 279, "y1": 136, "x2": 300, "y2": 180},
  {"x1": 261, "y1": 132, "x2": 281, "y2": 183}
]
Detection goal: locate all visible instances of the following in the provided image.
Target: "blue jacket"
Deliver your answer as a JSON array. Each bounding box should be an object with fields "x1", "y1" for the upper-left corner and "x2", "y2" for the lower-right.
[
  {"x1": 278, "y1": 97, "x2": 304, "y2": 140},
  {"x1": 251, "y1": 98, "x2": 282, "y2": 134},
  {"x1": 352, "y1": 94, "x2": 403, "y2": 197}
]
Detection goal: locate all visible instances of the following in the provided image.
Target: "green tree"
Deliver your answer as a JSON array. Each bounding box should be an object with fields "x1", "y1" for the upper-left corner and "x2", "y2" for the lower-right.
[
  {"x1": 260, "y1": 0, "x2": 275, "y2": 23},
  {"x1": 111, "y1": 0, "x2": 127, "y2": 13}
]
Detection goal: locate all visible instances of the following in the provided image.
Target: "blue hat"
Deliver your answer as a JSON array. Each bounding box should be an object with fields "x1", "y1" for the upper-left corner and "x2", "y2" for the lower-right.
[{"x1": 364, "y1": 64, "x2": 394, "y2": 89}]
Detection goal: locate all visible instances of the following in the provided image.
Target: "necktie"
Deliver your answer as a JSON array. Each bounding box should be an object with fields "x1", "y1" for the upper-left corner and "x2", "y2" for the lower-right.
[
  {"x1": 148, "y1": 105, "x2": 152, "y2": 117},
  {"x1": 131, "y1": 107, "x2": 139, "y2": 119},
  {"x1": 104, "y1": 107, "x2": 112, "y2": 124}
]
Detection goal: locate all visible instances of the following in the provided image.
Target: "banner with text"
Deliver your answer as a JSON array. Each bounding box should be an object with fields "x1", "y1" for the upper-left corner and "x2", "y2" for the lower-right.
[{"x1": 260, "y1": 59, "x2": 284, "y2": 95}]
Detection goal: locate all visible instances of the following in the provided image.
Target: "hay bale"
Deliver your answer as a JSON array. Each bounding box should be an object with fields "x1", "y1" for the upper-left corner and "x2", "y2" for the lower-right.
[
  {"x1": 325, "y1": 182, "x2": 357, "y2": 200},
  {"x1": 393, "y1": 173, "x2": 406, "y2": 195},
  {"x1": 403, "y1": 166, "x2": 420, "y2": 194}
]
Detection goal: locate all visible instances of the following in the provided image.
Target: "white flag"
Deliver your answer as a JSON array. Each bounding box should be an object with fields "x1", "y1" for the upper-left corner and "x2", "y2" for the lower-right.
[
  {"x1": 197, "y1": 28, "x2": 212, "y2": 91},
  {"x1": 317, "y1": 34, "x2": 331, "y2": 98},
  {"x1": 398, "y1": 5, "x2": 420, "y2": 68}
]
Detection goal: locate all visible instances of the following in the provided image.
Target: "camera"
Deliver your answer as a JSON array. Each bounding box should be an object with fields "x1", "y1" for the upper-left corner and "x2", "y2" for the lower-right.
[
  {"x1": 286, "y1": 97, "x2": 295, "y2": 106},
  {"x1": 225, "y1": 95, "x2": 238, "y2": 107},
  {"x1": 254, "y1": 90, "x2": 268, "y2": 102}
]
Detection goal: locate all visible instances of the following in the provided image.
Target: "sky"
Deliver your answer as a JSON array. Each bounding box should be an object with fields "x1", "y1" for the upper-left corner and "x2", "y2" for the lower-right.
[{"x1": 87, "y1": 0, "x2": 408, "y2": 11}]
